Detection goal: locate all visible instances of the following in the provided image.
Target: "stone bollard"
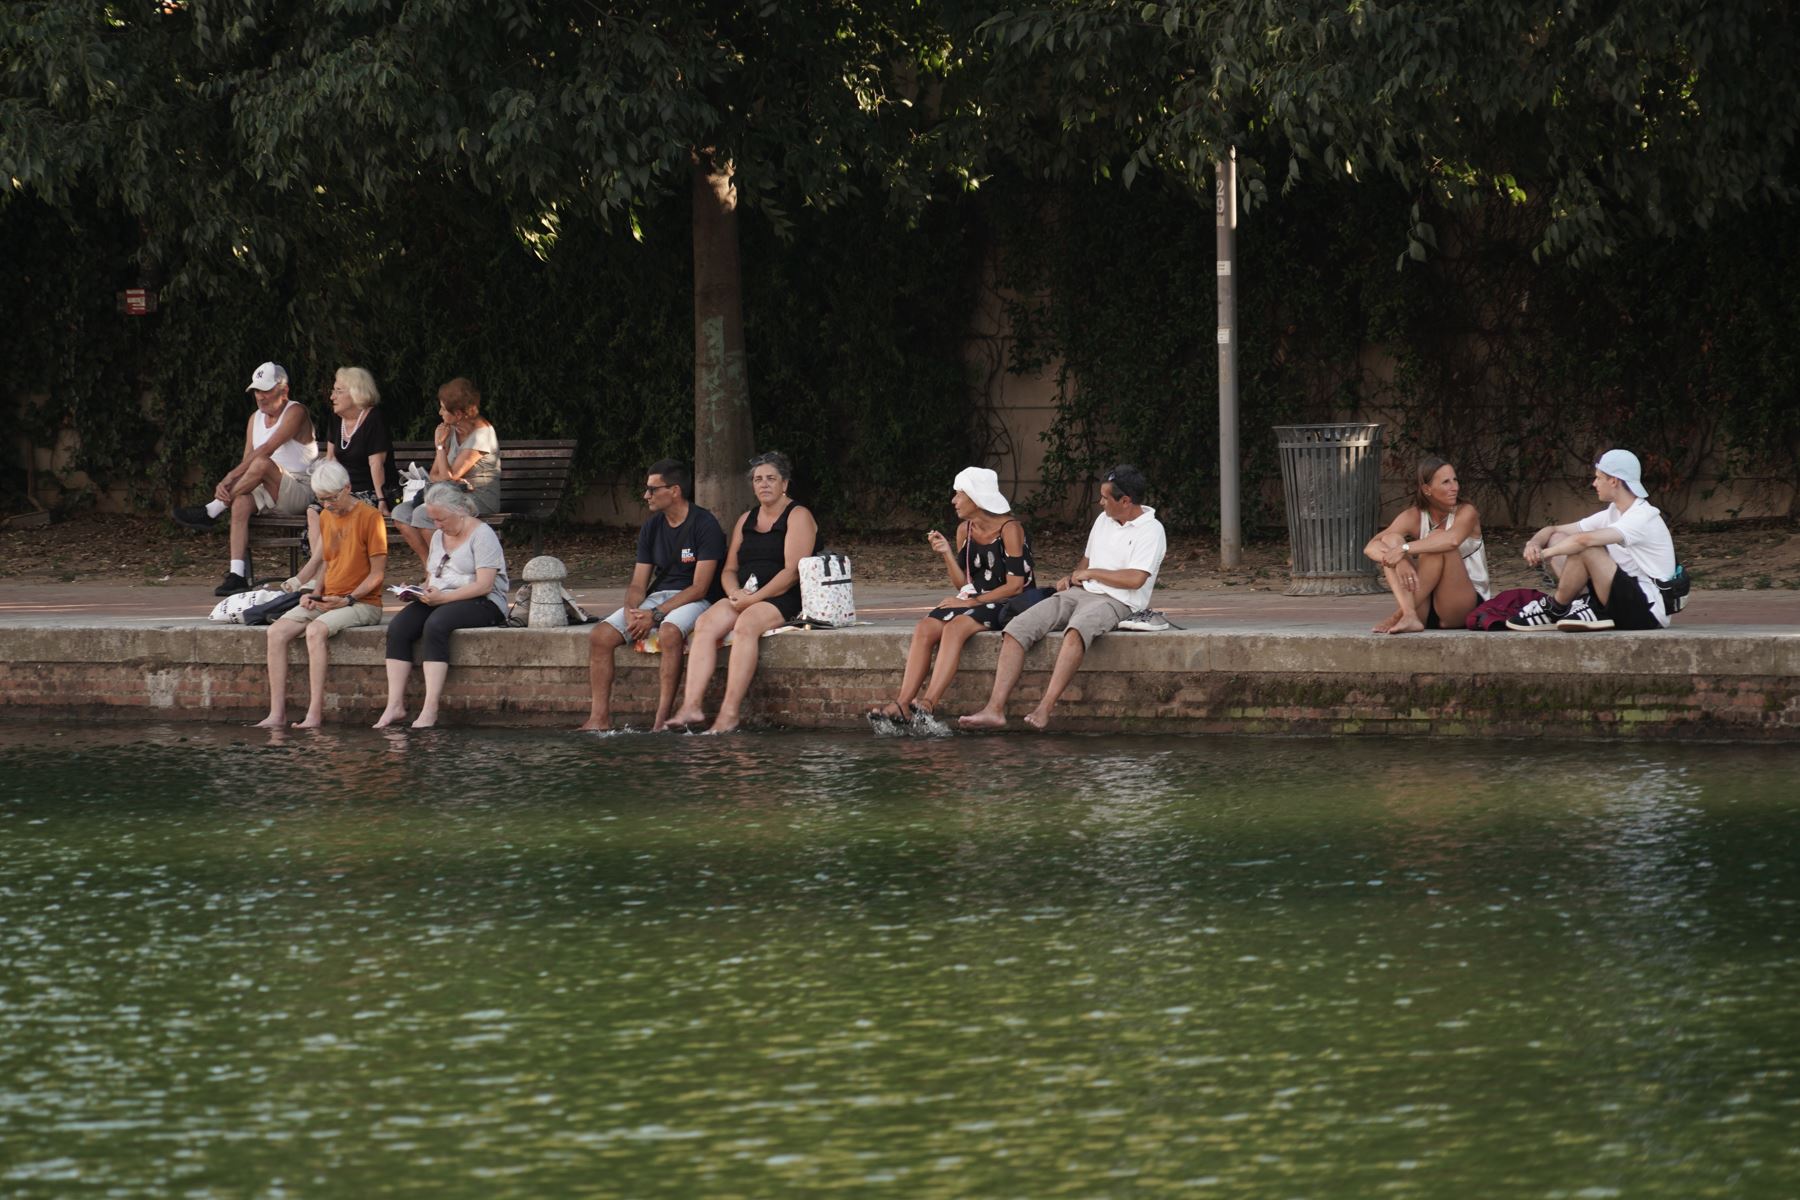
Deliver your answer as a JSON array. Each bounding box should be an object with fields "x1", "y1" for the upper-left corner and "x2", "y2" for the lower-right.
[{"x1": 520, "y1": 556, "x2": 571, "y2": 628}]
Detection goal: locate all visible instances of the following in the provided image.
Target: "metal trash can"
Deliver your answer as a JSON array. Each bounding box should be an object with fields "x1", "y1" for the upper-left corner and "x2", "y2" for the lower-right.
[{"x1": 1274, "y1": 423, "x2": 1384, "y2": 596}]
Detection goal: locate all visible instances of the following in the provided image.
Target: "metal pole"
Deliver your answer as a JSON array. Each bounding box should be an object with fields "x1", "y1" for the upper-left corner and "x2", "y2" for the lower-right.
[{"x1": 1216, "y1": 148, "x2": 1241, "y2": 567}]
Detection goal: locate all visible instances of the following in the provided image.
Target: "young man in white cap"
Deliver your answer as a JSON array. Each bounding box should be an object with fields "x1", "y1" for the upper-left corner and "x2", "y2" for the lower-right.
[
  {"x1": 1509, "y1": 448, "x2": 1677, "y2": 631},
  {"x1": 960, "y1": 464, "x2": 1166, "y2": 731},
  {"x1": 173, "y1": 361, "x2": 319, "y2": 596}
]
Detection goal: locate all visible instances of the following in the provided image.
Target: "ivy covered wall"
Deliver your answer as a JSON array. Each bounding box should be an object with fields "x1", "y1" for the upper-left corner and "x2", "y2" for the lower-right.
[{"x1": 6, "y1": 173, "x2": 1798, "y2": 529}]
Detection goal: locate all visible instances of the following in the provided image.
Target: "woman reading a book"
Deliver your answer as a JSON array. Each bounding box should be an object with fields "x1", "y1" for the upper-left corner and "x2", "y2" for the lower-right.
[{"x1": 374, "y1": 483, "x2": 511, "y2": 729}]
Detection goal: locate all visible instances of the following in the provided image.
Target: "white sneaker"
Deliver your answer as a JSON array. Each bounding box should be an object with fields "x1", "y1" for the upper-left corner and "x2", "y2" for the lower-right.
[
  {"x1": 1118, "y1": 609, "x2": 1175, "y2": 632},
  {"x1": 1555, "y1": 598, "x2": 1615, "y2": 631}
]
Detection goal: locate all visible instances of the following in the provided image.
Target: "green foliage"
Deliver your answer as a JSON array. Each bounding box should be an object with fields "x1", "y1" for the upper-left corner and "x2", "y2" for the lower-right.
[
  {"x1": 970, "y1": 0, "x2": 1799, "y2": 265},
  {"x1": 0, "y1": 178, "x2": 979, "y2": 521},
  {"x1": 742, "y1": 197, "x2": 983, "y2": 528},
  {"x1": 988, "y1": 174, "x2": 1376, "y2": 529}
]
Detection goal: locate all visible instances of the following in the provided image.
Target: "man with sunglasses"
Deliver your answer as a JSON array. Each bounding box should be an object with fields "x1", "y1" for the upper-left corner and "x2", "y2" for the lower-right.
[
  {"x1": 579, "y1": 459, "x2": 727, "y2": 732},
  {"x1": 960, "y1": 464, "x2": 1166, "y2": 733}
]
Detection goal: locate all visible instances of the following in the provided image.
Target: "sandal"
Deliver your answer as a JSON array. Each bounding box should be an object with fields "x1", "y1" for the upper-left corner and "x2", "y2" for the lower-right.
[{"x1": 865, "y1": 700, "x2": 908, "y2": 723}]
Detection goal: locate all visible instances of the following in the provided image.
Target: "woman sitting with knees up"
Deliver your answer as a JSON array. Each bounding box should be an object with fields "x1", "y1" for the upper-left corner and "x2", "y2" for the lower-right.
[
  {"x1": 390, "y1": 376, "x2": 501, "y2": 567},
  {"x1": 868, "y1": 466, "x2": 1037, "y2": 726},
  {"x1": 374, "y1": 482, "x2": 510, "y2": 730},
  {"x1": 1364, "y1": 455, "x2": 1490, "y2": 635},
  {"x1": 666, "y1": 451, "x2": 818, "y2": 735}
]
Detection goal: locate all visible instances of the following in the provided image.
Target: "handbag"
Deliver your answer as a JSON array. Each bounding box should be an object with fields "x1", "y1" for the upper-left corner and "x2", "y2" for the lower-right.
[
  {"x1": 796, "y1": 552, "x2": 857, "y2": 628},
  {"x1": 240, "y1": 590, "x2": 305, "y2": 626},
  {"x1": 209, "y1": 588, "x2": 286, "y2": 623},
  {"x1": 1658, "y1": 564, "x2": 1690, "y2": 615},
  {"x1": 999, "y1": 584, "x2": 1056, "y2": 623},
  {"x1": 1464, "y1": 588, "x2": 1547, "y2": 631}
]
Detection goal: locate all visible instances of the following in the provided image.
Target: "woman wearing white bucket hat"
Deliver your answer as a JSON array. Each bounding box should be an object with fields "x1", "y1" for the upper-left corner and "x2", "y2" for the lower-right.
[{"x1": 868, "y1": 466, "x2": 1043, "y2": 726}]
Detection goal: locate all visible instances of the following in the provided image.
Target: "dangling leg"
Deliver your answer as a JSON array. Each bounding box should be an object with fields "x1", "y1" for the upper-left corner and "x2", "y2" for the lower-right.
[
  {"x1": 669, "y1": 602, "x2": 736, "y2": 728},
  {"x1": 708, "y1": 603, "x2": 790, "y2": 734},
  {"x1": 918, "y1": 615, "x2": 984, "y2": 714}
]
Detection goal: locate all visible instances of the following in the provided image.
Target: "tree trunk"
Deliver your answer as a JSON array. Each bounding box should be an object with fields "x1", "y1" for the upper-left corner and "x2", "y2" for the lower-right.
[{"x1": 691, "y1": 153, "x2": 755, "y2": 518}]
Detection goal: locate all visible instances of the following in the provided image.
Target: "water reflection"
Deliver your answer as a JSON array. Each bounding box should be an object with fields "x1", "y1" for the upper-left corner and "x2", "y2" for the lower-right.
[{"x1": 0, "y1": 723, "x2": 1796, "y2": 1197}]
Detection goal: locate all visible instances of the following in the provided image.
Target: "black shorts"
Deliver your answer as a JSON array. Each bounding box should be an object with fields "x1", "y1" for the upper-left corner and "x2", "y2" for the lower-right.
[
  {"x1": 1596, "y1": 573, "x2": 1662, "y2": 630},
  {"x1": 754, "y1": 587, "x2": 804, "y2": 622}
]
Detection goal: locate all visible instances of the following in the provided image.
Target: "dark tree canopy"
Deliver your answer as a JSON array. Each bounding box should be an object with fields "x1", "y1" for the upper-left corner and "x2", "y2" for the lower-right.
[{"x1": 970, "y1": 0, "x2": 1798, "y2": 262}]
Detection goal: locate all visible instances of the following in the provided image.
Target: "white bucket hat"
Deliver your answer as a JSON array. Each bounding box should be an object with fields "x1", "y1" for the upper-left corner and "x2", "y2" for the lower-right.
[
  {"x1": 245, "y1": 361, "x2": 288, "y2": 392},
  {"x1": 952, "y1": 466, "x2": 1011, "y2": 514},
  {"x1": 1595, "y1": 448, "x2": 1649, "y2": 498}
]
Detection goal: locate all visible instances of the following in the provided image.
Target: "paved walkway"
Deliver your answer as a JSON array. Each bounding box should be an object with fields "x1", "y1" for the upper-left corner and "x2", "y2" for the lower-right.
[{"x1": 2, "y1": 579, "x2": 1794, "y2": 633}]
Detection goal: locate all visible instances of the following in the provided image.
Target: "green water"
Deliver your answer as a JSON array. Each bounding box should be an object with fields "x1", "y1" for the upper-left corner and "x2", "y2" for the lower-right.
[{"x1": 1, "y1": 723, "x2": 1796, "y2": 1198}]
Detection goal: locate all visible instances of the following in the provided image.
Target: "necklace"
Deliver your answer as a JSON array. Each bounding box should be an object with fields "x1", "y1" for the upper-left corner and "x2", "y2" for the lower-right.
[{"x1": 338, "y1": 409, "x2": 366, "y2": 449}]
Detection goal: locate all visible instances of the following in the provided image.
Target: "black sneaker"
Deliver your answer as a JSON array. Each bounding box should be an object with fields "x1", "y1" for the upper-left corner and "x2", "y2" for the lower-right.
[
  {"x1": 214, "y1": 572, "x2": 251, "y2": 597},
  {"x1": 1554, "y1": 598, "x2": 1616, "y2": 631},
  {"x1": 172, "y1": 504, "x2": 222, "y2": 532},
  {"x1": 1505, "y1": 596, "x2": 1568, "y2": 631}
]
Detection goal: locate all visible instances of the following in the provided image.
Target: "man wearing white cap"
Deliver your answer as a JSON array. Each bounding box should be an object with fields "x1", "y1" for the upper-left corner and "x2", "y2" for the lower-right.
[
  {"x1": 1509, "y1": 448, "x2": 1677, "y2": 631},
  {"x1": 173, "y1": 361, "x2": 319, "y2": 596}
]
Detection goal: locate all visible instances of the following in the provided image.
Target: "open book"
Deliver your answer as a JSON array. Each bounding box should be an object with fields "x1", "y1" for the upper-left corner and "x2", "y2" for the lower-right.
[{"x1": 388, "y1": 583, "x2": 427, "y2": 602}]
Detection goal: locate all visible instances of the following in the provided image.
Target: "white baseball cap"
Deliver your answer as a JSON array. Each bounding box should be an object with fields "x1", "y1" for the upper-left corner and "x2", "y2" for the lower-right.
[
  {"x1": 1595, "y1": 448, "x2": 1648, "y2": 498},
  {"x1": 952, "y1": 466, "x2": 1011, "y2": 514},
  {"x1": 246, "y1": 362, "x2": 289, "y2": 392}
]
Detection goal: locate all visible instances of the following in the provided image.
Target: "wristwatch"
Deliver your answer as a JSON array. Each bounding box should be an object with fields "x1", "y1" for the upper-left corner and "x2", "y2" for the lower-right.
[
  {"x1": 1402, "y1": 542, "x2": 1412, "y2": 555},
  {"x1": 649, "y1": 608, "x2": 665, "y2": 626}
]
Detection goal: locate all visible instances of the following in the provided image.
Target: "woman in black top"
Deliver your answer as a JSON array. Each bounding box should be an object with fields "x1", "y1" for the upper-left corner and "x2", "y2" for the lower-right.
[
  {"x1": 294, "y1": 366, "x2": 396, "y2": 581},
  {"x1": 670, "y1": 451, "x2": 819, "y2": 734},
  {"x1": 869, "y1": 466, "x2": 1036, "y2": 725},
  {"x1": 323, "y1": 366, "x2": 395, "y2": 512}
]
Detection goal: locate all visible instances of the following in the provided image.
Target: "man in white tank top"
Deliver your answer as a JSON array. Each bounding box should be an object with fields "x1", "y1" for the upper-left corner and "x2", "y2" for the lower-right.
[{"x1": 172, "y1": 361, "x2": 319, "y2": 596}]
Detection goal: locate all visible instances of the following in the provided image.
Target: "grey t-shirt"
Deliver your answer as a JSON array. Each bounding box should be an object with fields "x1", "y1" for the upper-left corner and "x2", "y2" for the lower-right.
[
  {"x1": 429, "y1": 520, "x2": 510, "y2": 615},
  {"x1": 448, "y1": 423, "x2": 502, "y2": 502}
]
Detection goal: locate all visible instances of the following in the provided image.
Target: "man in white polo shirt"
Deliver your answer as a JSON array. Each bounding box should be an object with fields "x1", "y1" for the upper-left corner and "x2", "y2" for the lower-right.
[
  {"x1": 172, "y1": 361, "x2": 319, "y2": 596},
  {"x1": 1509, "y1": 448, "x2": 1677, "y2": 631},
  {"x1": 960, "y1": 464, "x2": 1167, "y2": 731}
]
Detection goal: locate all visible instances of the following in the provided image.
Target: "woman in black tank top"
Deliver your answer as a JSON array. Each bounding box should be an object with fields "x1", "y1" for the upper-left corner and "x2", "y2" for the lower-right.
[
  {"x1": 868, "y1": 466, "x2": 1039, "y2": 726},
  {"x1": 670, "y1": 452, "x2": 819, "y2": 734}
]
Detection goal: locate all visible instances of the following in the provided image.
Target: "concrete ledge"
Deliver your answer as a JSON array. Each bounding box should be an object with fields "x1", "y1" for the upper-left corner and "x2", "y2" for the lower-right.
[{"x1": 2, "y1": 620, "x2": 1797, "y2": 739}]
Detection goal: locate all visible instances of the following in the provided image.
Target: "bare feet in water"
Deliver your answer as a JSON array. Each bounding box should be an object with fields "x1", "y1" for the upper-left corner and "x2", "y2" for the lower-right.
[
  {"x1": 576, "y1": 716, "x2": 612, "y2": 732},
  {"x1": 667, "y1": 706, "x2": 707, "y2": 730},
  {"x1": 291, "y1": 714, "x2": 323, "y2": 729},
  {"x1": 254, "y1": 713, "x2": 285, "y2": 729},
  {"x1": 958, "y1": 709, "x2": 1007, "y2": 730},
  {"x1": 372, "y1": 707, "x2": 407, "y2": 729},
  {"x1": 1022, "y1": 708, "x2": 1052, "y2": 731}
]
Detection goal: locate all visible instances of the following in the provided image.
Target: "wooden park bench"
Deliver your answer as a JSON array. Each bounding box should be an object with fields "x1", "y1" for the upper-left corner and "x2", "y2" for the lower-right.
[{"x1": 246, "y1": 438, "x2": 578, "y2": 579}]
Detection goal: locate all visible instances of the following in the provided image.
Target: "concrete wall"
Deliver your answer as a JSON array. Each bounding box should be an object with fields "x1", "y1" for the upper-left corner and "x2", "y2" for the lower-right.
[{"x1": 2, "y1": 624, "x2": 1796, "y2": 740}]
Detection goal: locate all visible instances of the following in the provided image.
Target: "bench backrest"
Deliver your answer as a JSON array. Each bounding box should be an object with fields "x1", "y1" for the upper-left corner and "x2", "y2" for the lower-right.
[{"x1": 392, "y1": 439, "x2": 578, "y2": 521}]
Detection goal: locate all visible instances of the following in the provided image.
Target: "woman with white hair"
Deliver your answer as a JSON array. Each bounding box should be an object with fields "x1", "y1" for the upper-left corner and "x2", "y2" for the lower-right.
[
  {"x1": 373, "y1": 482, "x2": 510, "y2": 729},
  {"x1": 867, "y1": 466, "x2": 1038, "y2": 724},
  {"x1": 322, "y1": 366, "x2": 394, "y2": 513}
]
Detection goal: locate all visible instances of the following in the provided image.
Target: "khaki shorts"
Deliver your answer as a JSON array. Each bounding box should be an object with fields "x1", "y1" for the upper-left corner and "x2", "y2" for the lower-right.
[
  {"x1": 253, "y1": 468, "x2": 314, "y2": 515},
  {"x1": 278, "y1": 600, "x2": 382, "y2": 635},
  {"x1": 1001, "y1": 588, "x2": 1130, "y2": 652}
]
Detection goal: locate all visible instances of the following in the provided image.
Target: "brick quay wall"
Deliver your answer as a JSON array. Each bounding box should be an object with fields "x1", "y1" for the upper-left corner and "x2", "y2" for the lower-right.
[{"x1": 1, "y1": 622, "x2": 1796, "y2": 740}]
